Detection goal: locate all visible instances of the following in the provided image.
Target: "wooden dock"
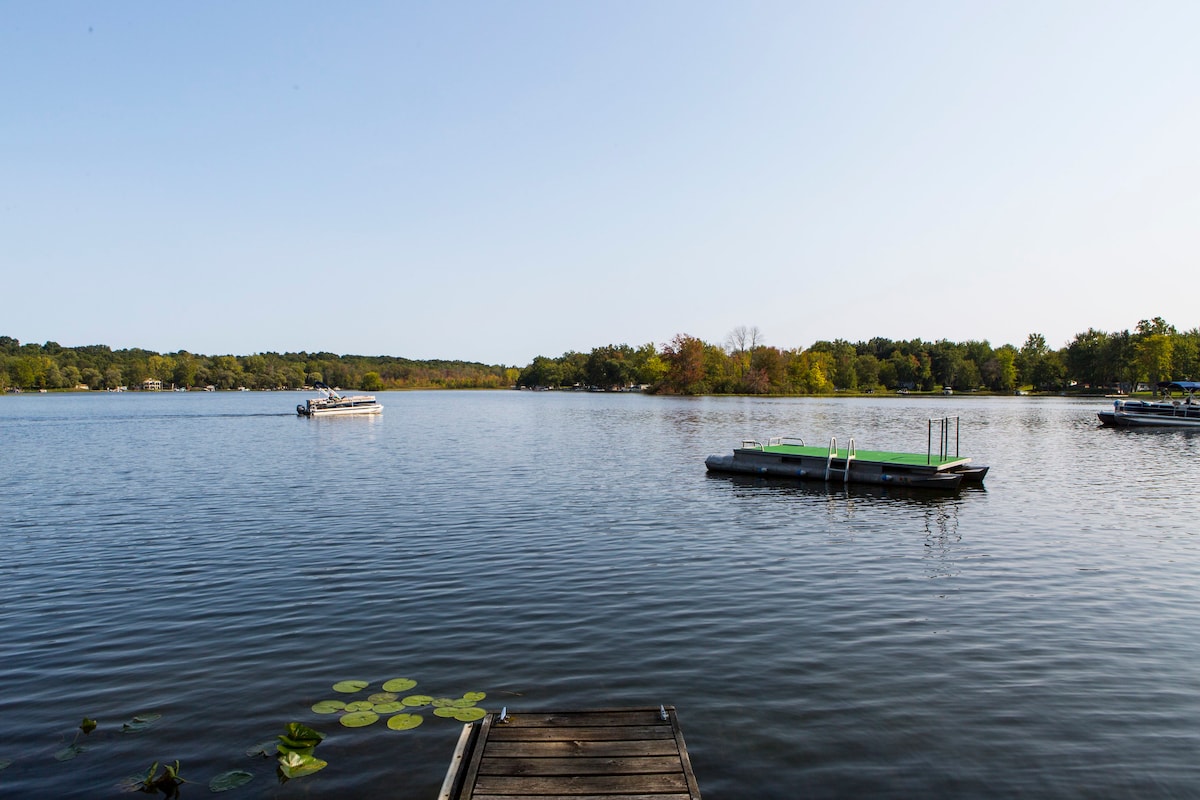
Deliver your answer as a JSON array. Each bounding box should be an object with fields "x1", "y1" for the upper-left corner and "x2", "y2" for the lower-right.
[{"x1": 438, "y1": 706, "x2": 702, "y2": 800}]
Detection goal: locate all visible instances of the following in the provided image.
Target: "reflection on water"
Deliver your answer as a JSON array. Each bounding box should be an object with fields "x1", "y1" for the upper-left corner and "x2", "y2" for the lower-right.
[{"x1": 3, "y1": 391, "x2": 1200, "y2": 799}]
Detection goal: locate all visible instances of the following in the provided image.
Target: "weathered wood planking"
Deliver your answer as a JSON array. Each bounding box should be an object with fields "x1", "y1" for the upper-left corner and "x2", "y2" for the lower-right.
[{"x1": 439, "y1": 707, "x2": 702, "y2": 800}]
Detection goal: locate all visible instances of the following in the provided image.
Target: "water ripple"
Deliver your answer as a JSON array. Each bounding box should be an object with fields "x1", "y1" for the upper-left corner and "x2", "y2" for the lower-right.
[{"x1": 3, "y1": 392, "x2": 1200, "y2": 797}]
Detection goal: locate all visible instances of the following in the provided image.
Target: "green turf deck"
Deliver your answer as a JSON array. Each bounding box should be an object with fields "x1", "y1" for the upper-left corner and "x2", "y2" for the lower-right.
[{"x1": 754, "y1": 443, "x2": 970, "y2": 468}]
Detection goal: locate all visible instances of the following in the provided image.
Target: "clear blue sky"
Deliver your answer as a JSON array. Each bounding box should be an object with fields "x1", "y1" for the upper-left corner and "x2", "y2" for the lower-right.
[{"x1": 4, "y1": 2, "x2": 1198, "y2": 365}]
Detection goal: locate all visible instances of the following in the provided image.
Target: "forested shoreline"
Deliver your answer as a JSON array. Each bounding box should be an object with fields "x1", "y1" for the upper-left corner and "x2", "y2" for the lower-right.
[
  {"x1": 2, "y1": 317, "x2": 1195, "y2": 395},
  {"x1": 0, "y1": 336, "x2": 516, "y2": 393}
]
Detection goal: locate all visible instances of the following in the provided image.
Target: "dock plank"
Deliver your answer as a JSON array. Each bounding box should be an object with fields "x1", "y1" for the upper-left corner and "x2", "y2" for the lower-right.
[
  {"x1": 483, "y1": 739, "x2": 681, "y2": 758},
  {"x1": 478, "y1": 755, "x2": 686, "y2": 776},
  {"x1": 472, "y1": 795, "x2": 694, "y2": 800},
  {"x1": 487, "y1": 724, "x2": 676, "y2": 742},
  {"x1": 440, "y1": 707, "x2": 701, "y2": 800},
  {"x1": 472, "y1": 773, "x2": 691, "y2": 794}
]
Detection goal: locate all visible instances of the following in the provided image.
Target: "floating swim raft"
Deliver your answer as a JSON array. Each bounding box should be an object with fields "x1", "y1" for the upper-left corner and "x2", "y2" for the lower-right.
[
  {"x1": 706, "y1": 417, "x2": 987, "y2": 490},
  {"x1": 439, "y1": 706, "x2": 702, "y2": 800}
]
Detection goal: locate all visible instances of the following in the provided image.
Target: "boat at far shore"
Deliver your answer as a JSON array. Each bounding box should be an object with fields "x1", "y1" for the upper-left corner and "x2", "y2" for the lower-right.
[
  {"x1": 1098, "y1": 381, "x2": 1200, "y2": 428},
  {"x1": 296, "y1": 383, "x2": 382, "y2": 417}
]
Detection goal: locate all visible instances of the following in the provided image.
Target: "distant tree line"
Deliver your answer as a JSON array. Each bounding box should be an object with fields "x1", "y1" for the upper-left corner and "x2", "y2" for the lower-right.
[
  {"x1": 515, "y1": 317, "x2": 1199, "y2": 395},
  {"x1": 0, "y1": 336, "x2": 517, "y2": 391},
  {"x1": 4, "y1": 317, "x2": 1195, "y2": 395}
]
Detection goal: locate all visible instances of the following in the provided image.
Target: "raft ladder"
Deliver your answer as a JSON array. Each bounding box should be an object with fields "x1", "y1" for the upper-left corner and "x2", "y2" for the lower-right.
[
  {"x1": 928, "y1": 417, "x2": 960, "y2": 465},
  {"x1": 825, "y1": 437, "x2": 856, "y2": 483}
]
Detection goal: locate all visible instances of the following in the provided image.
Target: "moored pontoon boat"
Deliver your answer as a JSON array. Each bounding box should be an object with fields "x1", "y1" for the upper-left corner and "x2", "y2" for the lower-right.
[{"x1": 1097, "y1": 381, "x2": 1200, "y2": 428}]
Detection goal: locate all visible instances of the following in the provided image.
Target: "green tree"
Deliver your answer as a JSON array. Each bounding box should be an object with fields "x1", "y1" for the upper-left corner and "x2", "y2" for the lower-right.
[
  {"x1": 855, "y1": 354, "x2": 880, "y2": 390},
  {"x1": 1065, "y1": 328, "x2": 1109, "y2": 388},
  {"x1": 1016, "y1": 333, "x2": 1048, "y2": 388},
  {"x1": 585, "y1": 345, "x2": 636, "y2": 389},
  {"x1": 1172, "y1": 329, "x2": 1199, "y2": 379},
  {"x1": 632, "y1": 343, "x2": 668, "y2": 386},
  {"x1": 983, "y1": 346, "x2": 1017, "y2": 392},
  {"x1": 1135, "y1": 334, "x2": 1173, "y2": 386}
]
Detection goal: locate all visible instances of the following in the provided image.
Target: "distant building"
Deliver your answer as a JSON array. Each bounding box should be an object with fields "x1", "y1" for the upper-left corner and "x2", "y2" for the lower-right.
[{"x1": 142, "y1": 378, "x2": 163, "y2": 391}]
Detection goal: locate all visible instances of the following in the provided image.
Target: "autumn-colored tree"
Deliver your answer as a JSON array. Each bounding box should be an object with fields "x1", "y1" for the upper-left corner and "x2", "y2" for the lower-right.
[{"x1": 661, "y1": 334, "x2": 708, "y2": 394}]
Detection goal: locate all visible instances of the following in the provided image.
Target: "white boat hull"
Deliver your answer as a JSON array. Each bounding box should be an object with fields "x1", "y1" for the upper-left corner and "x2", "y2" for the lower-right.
[
  {"x1": 1098, "y1": 409, "x2": 1200, "y2": 428},
  {"x1": 302, "y1": 404, "x2": 382, "y2": 417}
]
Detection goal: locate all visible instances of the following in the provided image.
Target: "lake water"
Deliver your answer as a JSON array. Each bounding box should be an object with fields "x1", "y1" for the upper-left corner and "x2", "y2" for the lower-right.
[{"x1": 2, "y1": 390, "x2": 1199, "y2": 798}]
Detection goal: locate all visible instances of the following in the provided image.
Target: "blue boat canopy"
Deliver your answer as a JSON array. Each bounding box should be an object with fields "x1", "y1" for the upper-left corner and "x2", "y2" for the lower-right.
[{"x1": 1157, "y1": 381, "x2": 1200, "y2": 392}]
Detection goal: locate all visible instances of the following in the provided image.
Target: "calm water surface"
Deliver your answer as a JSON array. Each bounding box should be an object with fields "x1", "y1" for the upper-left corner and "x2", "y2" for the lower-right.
[{"x1": 2, "y1": 391, "x2": 1199, "y2": 798}]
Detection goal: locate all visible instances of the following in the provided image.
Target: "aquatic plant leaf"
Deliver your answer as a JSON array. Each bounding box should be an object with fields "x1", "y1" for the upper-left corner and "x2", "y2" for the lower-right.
[
  {"x1": 121, "y1": 712, "x2": 162, "y2": 733},
  {"x1": 344, "y1": 700, "x2": 374, "y2": 712},
  {"x1": 368, "y1": 692, "x2": 398, "y2": 703},
  {"x1": 133, "y1": 759, "x2": 186, "y2": 791},
  {"x1": 0, "y1": 759, "x2": 11, "y2": 770},
  {"x1": 381, "y1": 678, "x2": 417, "y2": 692},
  {"x1": 283, "y1": 724, "x2": 326, "y2": 743},
  {"x1": 386, "y1": 713, "x2": 424, "y2": 731},
  {"x1": 339, "y1": 710, "x2": 379, "y2": 728},
  {"x1": 433, "y1": 707, "x2": 460, "y2": 718},
  {"x1": 462, "y1": 691, "x2": 486, "y2": 702},
  {"x1": 277, "y1": 723, "x2": 325, "y2": 754},
  {"x1": 332, "y1": 680, "x2": 369, "y2": 694},
  {"x1": 431, "y1": 697, "x2": 456, "y2": 708},
  {"x1": 117, "y1": 775, "x2": 145, "y2": 793},
  {"x1": 245, "y1": 739, "x2": 276, "y2": 758},
  {"x1": 276, "y1": 743, "x2": 315, "y2": 757},
  {"x1": 311, "y1": 700, "x2": 346, "y2": 714},
  {"x1": 401, "y1": 694, "x2": 433, "y2": 707},
  {"x1": 80, "y1": 717, "x2": 97, "y2": 735},
  {"x1": 450, "y1": 698, "x2": 477, "y2": 708},
  {"x1": 454, "y1": 707, "x2": 486, "y2": 722},
  {"x1": 277, "y1": 751, "x2": 327, "y2": 778},
  {"x1": 54, "y1": 743, "x2": 84, "y2": 761},
  {"x1": 209, "y1": 770, "x2": 254, "y2": 791},
  {"x1": 372, "y1": 701, "x2": 404, "y2": 713}
]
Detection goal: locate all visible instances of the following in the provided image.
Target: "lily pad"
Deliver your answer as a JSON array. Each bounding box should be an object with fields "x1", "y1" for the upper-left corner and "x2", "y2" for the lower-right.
[
  {"x1": 382, "y1": 678, "x2": 417, "y2": 693},
  {"x1": 79, "y1": 717, "x2": 97, "y2": 735},
  {"x1": 339, "y1": 710, "x2": 379, "y2": 728},
  {"x1": 433, "y1": 707, "x2": 460, "y2": 718},
  {"x1": 278, "y1": 750, "x2": 327, "y2": 779},
  {"x1": 454, "y1": 707, "x2": 486, "y2": 722},
  {"x1": 462, "y1": 691, "x2": 487, "y2": 703},
  {"x1": 372, "y1": 701, "x2": 404, "y2": 713},
  {"x1": 277, "y1": 722, "x2": 325, "y2": 753},
  {"x1": 311, "y1": 700, "x2": 346, "y2": 714},
  {"x1": 209, "y1": 770, "x2": 254, "y2": 792},
  {"x1": 367, "y1": 692, "x2": 398, "y2": 704},
  {"x1": 245, "y1": 740, "x2": 276, "y2": 758},
  {"x1": 450, "y1": 698, "x2": 477, "y2": 708},
  {"x1": 54, "y1": 743, "x2": 84, "y2": 761},
  {"x1": 0, "y1": 759, "x2": 11, "y2": 770},
  {"x1": 386, "y1": 713, "x2": 424, "y2": 731},
  {"x1": 121, "y1": 713, "x2": 162, "y2": 733},
  {"x1": 344, "y1": 701, "x2": 374, "y2": 712},
  {"x1": 401, "y1": 694, "x2": 433, "y2": 707},
  {"x1": 332, "y1": 680, "x2": 369, "y2": 694},
  {"x1": 431, "y1": 697, "x2": 456, "y2": 708}
]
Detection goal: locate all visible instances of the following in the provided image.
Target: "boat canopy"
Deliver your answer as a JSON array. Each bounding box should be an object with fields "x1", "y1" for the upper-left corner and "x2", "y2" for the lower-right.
[{"x1": 1157, "y1": 381, "x2": 1200, "y2": 392}]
